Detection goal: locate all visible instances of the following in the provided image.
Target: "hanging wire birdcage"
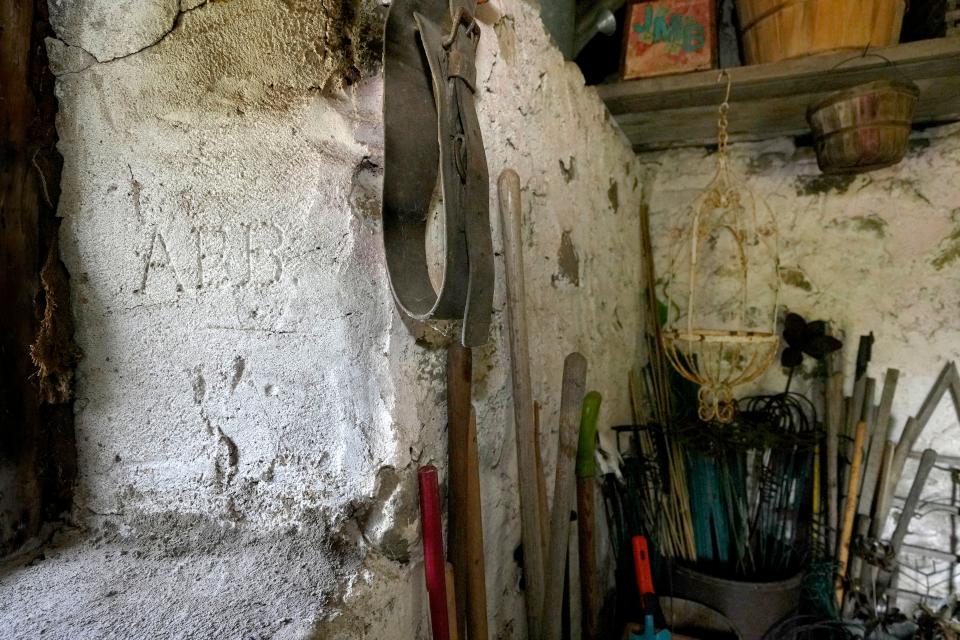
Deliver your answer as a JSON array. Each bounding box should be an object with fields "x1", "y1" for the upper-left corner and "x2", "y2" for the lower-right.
[{"x1": 661, "y1": 72, "x2": 781, "y2": 424}]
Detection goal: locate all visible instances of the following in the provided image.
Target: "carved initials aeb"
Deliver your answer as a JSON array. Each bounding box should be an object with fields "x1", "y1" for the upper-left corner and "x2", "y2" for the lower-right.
[{"x1": 136, "y1": 222, "x2": 284, "y2": 295}]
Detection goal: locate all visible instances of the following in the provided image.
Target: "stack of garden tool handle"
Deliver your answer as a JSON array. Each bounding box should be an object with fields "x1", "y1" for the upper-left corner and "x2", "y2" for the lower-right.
[
  {"x1": 499, "y1": 167, "x2": 603, "y2": 639},
  {"x1": 828, "y1": 334, "x2": 956, "y2": 613}
]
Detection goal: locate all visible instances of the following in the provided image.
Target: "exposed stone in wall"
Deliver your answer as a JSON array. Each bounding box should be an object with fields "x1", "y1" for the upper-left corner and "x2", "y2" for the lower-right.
[
  {"x1": 0, "y1": 0, "x2": 643, "y2": 636},
  {"x1": 641, "y1": 126, "x2": 960, "y2": 598}
]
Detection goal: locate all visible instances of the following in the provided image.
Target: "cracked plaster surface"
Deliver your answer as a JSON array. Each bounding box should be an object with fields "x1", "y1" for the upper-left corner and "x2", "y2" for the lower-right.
[{"x1": 48, "y1": 0, "x2": 182, "y2": 62}]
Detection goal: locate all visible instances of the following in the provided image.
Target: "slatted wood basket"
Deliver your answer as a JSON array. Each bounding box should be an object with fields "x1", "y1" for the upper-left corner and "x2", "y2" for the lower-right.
[
  {"x1": 806, "y1": 79, "x2": 920, "y2": 174},
  {"x1": 735, "y1": 0, "x2": 907, "y2": 64}
]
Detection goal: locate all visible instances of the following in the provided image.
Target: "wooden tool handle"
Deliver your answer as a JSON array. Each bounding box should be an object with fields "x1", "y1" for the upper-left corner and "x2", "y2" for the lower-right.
[
  {"x1": 870, "y1": 440, "x2": 896, "y2": 539},
  {"x1": 465, "y1": 409, "x2": 489, "y2": 640},
  {"x1": 541, "y1": 352, "x2": 588, "y2": 640},
  {"x1": 836, "y1": 421, "x2": 867, "y2": 608},
  {"x1": 498, "y1": 168, "x2": 544, "y2": 639},
  {"x1": 577, "y1": 478, "x2": 597, "y2": 639},
  {"x1": 419, "y1": 466, "x2": 451, "y2": 640},
  {"x1": 445, "y1": 563, "x2": 460, "y2": 640},
  {"x1": 826, "y1": 364, "x2": 843, "y2": 554},
  {"x1": 576, "y1": 391, "x2": 602, "y2": 639},
  {"x1": 858, "y1": 369, "x2": 900, "y2": 518},
  {"x1": 446, "y1": 344, "x2": 471, "y2": 638}
]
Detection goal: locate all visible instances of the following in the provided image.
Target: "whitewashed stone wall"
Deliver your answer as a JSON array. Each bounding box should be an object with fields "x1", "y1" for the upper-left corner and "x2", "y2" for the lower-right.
[
  {"x1": 641, "y1": 125, "x2": 960, "y2": 600},
  {"x1": 0, "y1": 0, "x2": 643, "y2": 637}
]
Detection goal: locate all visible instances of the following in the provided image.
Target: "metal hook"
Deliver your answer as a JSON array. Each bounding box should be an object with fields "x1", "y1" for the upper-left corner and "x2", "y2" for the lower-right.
[{"x1": 717, "y1": 69, "x2": 732, "y2": 104}]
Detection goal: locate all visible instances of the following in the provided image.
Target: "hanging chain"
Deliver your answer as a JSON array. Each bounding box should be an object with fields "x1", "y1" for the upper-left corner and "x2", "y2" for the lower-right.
[
  {"x1": 716, "y1": 70, "x2": 732, "y2": 161},
  {"x1": 717, "y1": 69, "x2": 731, "y2": 190}
]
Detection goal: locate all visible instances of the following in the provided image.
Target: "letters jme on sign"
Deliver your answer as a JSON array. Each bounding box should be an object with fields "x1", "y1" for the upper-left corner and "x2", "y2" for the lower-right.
[
  {"x1": 632, "y1": 5, "x2": 707, "y2": 54},
  {"x1": 137, "y1": 222, "x2": 284, "y2": 294}
]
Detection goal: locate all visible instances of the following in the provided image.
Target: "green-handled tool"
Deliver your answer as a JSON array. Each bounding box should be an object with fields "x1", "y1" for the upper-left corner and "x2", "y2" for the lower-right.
[{"x1": 576, "y1": 391, "x2": 602, "y2": 639}]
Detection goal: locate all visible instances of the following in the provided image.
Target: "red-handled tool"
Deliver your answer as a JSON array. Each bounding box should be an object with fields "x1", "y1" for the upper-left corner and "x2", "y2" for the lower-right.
[
  {"x1": 632, "y1": 535, "x2": 655, "y2": 599},
  {"x1": 419, "y1": 465, "x2": 451, "y2": 640}
]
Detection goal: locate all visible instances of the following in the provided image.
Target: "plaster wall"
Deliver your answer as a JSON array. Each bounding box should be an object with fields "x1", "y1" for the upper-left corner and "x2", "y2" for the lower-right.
[
  {"x1": 0, "y1": 0, "x2": 643, "y2": 637},
  {"x1": 640, "y1": 125, "x2": 960, "y2": 599}
]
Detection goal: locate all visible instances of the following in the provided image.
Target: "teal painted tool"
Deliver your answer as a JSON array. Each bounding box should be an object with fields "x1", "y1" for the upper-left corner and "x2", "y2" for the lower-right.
[{"x1": 627, "y1": 614, "x2": 671, "y2": 640}]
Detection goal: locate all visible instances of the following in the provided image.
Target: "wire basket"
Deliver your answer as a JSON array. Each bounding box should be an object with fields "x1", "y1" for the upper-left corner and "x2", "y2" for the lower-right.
[{"x1": 661, "y1": 73, "x2": 781, "y2": 423}]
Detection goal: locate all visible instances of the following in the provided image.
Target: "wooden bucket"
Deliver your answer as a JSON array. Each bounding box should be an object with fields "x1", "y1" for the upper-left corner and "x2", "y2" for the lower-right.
[
  {"x1": 735, "y1": 0, "x2": 907, "y2": 65},
  {"x1": 806, "y1": 79, "x2": 919, "y2": 174}
]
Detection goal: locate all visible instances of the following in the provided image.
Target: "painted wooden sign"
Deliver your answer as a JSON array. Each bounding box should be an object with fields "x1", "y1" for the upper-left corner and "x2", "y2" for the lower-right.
[{"x1": 623, "y1": 0, "x2": 716, "y2": 80}]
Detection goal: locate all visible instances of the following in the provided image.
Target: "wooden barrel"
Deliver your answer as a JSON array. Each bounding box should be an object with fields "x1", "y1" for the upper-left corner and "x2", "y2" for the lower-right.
[
  {"x1": 806, "y1": 80, "x2": 919, "y2": 174},
  {"x1": 735, "y1": 0, "x2": 906, "y2": 65}
]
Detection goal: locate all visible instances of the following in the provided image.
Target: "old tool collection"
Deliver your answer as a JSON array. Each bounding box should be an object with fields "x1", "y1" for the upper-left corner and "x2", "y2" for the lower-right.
[
  {"x1": 381, "y1": 1, "x2": 960, "y2": 638},
  {"x1": 828, "y1": 350, "x2": 960, "y2": 629},
  {"x1": 411, "y1": 166, "x2": 604, "y2": 638},
  {"x1": 384, "y1": 1, "x2": 609, "y2": 635}
]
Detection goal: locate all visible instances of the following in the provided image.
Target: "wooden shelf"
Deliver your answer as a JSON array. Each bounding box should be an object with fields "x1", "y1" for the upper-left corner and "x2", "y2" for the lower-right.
[{"x1": 596, "y1": 37, "x2": 960, "y2": 151}]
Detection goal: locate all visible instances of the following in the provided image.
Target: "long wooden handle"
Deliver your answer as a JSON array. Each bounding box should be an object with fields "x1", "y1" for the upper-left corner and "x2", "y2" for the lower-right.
[
  {"x1": 498, "y1": 168, "x2": 545, "y2": 639},
  {"x1": 446, "y1": 563, "x2": 460, "y2": 640},
  {"x1": 447, "y1": 344, "x2": 471, "y2": 638},
  {"x1": 826, "y1": 366, "x2": 843, "y2": 554},
  {"x1": 419, "y1": 466, "x2": 451, "y2": 640},
  {"x1": 861, "y1": 439, "x2": 897, "y2": 602},
  {"x1": 541, "y1": 353, "x2": 588, "y2": 640},
  {"x1": 465, "y1": 409, "x2": 489, "y2": 640},
  {"x1": 858, "y1": 369, "x2": 899, "y2": 518},
  {"x1": 576, "y1": 392, "x2": 602, "y2": 639},
  {"x1": 836, "y1": 421, "x2": 867, "y2": 608},
  {"x1": 533, "y1": 401, "x2": 549, "y2": 549},
  {"x1": 869, "y1": 440, "x2": 897, "y2": 540}
]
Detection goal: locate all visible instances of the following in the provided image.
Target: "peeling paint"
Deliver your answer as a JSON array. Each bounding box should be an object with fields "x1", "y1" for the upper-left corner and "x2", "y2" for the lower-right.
[
  {"x1": 932, "y1": 210, "x2": 960, "y2": 271},
  {"x1": 607, "y1": 179, "x2": 619, "y2": 212},
  {"x1": 794, "y1": 172, "x2": 857, "y2": 196},
  {"x1": 779, "y1": 266, "x2": 814, "y2": 292},
  {"x1": 552, "y1": 230, "x2": 580, "y2": 287},
  {"x1": 832, "y1": 214, "x2": 888, "y2": 238}
]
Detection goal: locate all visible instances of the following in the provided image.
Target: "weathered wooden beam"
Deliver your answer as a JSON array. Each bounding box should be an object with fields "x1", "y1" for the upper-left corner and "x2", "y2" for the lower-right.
[
  {"x1": 0, "y1": 0, "x2": 75, "y2": 555},
  {"x1": 596, "y1": 38, "x2": 960, "y2": 151}
]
